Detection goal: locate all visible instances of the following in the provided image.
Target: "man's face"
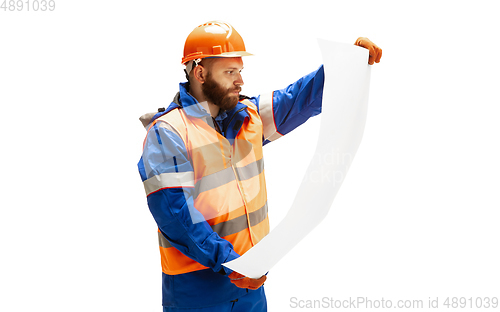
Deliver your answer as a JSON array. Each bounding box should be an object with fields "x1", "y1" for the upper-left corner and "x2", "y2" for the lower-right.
[{"x1": 201, "y1": 57, "x2": 244, "y2": 111}]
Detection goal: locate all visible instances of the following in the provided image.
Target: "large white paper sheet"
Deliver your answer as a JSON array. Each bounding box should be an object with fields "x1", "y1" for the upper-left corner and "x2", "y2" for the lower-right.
[{"x1": 223, "y1": 39, "x2": 372, "y2": 278}]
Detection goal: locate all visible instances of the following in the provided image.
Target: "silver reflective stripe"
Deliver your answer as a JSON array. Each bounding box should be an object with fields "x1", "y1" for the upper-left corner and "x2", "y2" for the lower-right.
[
  {"x1": 259, "y1": 92, "x2": 283, "y2": 142},
  {"x1": 158, "y1": 231, "x2": 171, "y2": 248},
  {"x1": 235, "y1": 158, "x2": 264, "y2": 181},
  {"x1": 249, "y1": 201, "x2": 268, "y2": 227},
  {"x1": 211, "y1": 213, "x2": 248, "y2": 238},
  {"x1": 193, "y1": 158, "x2": 264, "y2": 198},
  {"x1": 158, "y1": 202, "x2": 268, "y2": 249},
  {"x1": 194, "y1": 166, "x2": 236, "y2": 198},
  {"x1": 144, "y1": 171, "x2": 195, "y2": 196}
]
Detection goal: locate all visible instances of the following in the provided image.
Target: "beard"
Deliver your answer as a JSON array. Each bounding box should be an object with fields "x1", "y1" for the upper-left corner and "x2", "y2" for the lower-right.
[{"x1": 202, "y1": 72, "x2": 241, "y2": 111}]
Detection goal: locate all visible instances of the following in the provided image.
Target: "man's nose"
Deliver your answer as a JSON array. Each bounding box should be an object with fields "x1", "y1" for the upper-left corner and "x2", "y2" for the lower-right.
[{"x1": 234, "y1": 73, "x2": 244, "y2": 86}]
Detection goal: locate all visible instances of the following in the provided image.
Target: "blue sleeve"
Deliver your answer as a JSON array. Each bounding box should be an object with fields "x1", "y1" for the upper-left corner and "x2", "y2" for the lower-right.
[
  {"x1": 138, "y1": 123, "x2": 239, "y2": 275},
  {"x1": 262, "y1": 65, "x2": 324, "y2": 145}
]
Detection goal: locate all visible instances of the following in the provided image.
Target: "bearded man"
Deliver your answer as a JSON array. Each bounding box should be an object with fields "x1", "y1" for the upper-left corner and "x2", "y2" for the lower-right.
[{"x1": 138, "y1": 21, "x2": 382, "y2": 312}]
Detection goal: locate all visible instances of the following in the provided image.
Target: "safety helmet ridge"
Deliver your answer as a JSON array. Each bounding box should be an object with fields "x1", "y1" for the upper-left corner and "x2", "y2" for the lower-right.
[{"x1": 182, "y1": 21, "x2": 252, "y2": 65}]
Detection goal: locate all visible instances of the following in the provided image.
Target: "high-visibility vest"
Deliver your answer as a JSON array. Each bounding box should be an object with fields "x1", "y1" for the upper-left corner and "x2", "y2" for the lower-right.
[{"x1": 144, "y1": 99, "x2": 270, "y2": 275}]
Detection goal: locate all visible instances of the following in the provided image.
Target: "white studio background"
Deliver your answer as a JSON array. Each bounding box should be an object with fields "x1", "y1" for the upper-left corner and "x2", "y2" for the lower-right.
[{"x1": 1, "y1": 1, "x2": 499, "y2": 311}]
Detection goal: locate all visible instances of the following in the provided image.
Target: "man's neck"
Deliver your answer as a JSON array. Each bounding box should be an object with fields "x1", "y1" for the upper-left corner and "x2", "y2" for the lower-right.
[
  {"x1": 188, "y1": 85, "x2": 220, "y2": 118},
  {"x1": 199, "y1": 100, "x2": 220, "y2": 118}
]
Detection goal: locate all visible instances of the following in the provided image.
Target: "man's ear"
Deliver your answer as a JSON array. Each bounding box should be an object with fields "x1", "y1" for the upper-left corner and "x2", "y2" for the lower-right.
[{"x1": 193, "y1": 65, "x2": 206, "y2": 84}]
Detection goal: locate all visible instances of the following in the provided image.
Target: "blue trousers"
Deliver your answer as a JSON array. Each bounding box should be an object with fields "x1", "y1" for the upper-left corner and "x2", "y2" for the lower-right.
[{"x1": 163, "y1": 287, "x2": 267, "y2": 312}]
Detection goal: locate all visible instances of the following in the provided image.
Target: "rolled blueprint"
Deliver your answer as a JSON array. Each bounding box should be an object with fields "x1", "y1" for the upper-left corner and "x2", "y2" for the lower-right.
[{"x1": 223, "y1": 39, "x2": 372, "y2": 278}]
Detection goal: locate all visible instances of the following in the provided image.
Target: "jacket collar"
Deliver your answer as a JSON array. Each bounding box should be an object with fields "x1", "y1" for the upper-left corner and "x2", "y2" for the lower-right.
[
  {"x1": 222, "y1": 101, "x2": 249, "y2": 142},
  {"x1": 176, "y1": 82, "x2": 210, "y2": 118}
]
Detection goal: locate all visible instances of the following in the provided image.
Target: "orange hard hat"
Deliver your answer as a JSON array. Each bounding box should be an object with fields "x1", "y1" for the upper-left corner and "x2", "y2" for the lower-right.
[{"x1": 182, "y1": 21, "x2": 252, "y2": 64}]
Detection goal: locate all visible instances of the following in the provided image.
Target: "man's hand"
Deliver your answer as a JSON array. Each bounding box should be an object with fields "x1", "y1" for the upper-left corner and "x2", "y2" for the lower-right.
[
  {"x1": 354, "y1": 37, "x2": 382, "y2": 65},
  {"x1": 229, "y1": 271, "x2": 266, "y2": 290}
]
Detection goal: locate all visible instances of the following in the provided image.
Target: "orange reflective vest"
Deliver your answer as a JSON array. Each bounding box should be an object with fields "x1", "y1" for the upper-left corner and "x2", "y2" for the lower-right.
[{"x1": 145, "y1": 99, "x2": 270, "y2": 275}]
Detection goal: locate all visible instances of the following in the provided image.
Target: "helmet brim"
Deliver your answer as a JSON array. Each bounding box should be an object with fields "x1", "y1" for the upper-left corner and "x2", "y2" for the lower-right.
[{"x1": 182, "y1": 51, "x2": 253, "y2": 64}]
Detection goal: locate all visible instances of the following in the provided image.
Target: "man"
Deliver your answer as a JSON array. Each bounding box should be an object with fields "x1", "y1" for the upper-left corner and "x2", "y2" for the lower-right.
[{"x1": 138, "y1": 21, "x2": 382, "y2": 312}]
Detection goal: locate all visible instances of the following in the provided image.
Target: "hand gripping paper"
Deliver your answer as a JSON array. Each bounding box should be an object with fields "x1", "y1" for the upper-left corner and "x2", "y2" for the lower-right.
[{"x1": 223, "y1": 39, "x2": 372, "y2": 278}]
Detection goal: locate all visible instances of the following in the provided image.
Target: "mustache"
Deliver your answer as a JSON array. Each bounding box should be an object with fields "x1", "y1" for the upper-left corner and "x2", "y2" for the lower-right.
[{"x1": 231, "y1": 87, "x2": 242, "y2": 93}]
